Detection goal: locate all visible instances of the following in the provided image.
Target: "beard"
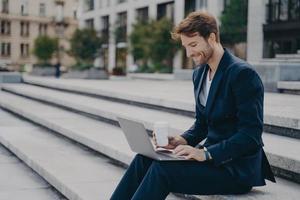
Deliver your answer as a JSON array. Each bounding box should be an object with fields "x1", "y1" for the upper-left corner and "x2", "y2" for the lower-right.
[{"x1": 193, "y1": 42, "x2": 213, "y2": 65}]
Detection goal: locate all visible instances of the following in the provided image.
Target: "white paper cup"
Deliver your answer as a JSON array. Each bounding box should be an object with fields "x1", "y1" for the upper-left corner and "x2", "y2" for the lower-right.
[{"x1": 154, "y1": 121, "x2": 169, "y2": 146}]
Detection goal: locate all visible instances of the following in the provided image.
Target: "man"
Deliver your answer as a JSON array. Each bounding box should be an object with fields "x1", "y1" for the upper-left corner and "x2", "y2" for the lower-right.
[{"x1": 110, "y1": 11, "x2": 275, "y2": 200}]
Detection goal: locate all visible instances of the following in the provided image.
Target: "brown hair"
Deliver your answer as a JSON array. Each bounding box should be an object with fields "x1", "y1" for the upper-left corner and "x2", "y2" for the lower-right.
[{"x1": 171, "y1": 11, "x2": 220, "y2": 43}]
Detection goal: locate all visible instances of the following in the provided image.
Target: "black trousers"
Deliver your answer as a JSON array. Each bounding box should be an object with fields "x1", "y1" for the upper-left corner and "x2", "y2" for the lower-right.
[{"x1": 110, "y1": 154, "x2": 252, "y2": 200}]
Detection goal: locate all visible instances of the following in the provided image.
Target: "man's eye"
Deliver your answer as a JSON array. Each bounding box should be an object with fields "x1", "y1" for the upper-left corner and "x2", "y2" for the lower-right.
[{"x1": 190, "y1": 44, "x2": 197, "y2": 47}]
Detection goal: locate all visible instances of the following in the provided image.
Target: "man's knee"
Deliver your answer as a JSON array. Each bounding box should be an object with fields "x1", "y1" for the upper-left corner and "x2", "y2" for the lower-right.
[{"x1": 150, "y1": 161, "x2": 171, "y2": 178}]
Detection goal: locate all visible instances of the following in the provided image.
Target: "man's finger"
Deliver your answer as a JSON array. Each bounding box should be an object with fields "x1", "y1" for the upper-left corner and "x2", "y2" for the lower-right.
[{"x1": 174, "y1": 145, "x2": 185, "y2": 153}]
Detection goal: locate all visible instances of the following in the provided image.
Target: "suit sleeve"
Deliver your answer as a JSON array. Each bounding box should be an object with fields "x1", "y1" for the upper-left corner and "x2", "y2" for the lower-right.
[
  {"x1": 207, "y1": 67, "x2": 264, "y2": 166},
  {"x1": 181, "y1": 70, "x2": 208, "y2": 147}
]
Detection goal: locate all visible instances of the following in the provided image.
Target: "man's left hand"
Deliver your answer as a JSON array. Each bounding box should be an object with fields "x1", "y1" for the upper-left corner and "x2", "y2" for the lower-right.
[{"x1": 174, "y1": 145, "x2": 206, "y2": 161}]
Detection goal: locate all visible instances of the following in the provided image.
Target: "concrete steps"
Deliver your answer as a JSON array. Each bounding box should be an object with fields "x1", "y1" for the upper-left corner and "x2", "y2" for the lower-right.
[
  {"x1": 0, "y1": 143, "x2": 66, "y2": 200},
  {"x1": 0, "y1": 88, "x2": 300, "y2": 184},
  {"x1": 0, "y1": 109, "x2": 182, "y2": 200},
  {"x1": 21, "y1": 75, "x2": 300, "y2": 139},
  {"x1": 1, "y1": 84, "x2": 300, "y2": 184}
]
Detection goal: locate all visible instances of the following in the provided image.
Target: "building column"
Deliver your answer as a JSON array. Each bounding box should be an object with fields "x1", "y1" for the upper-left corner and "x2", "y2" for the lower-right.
[
  {"x1": 247, "y1": 0, "x2": 266, "y2": 62},
  {"x1": 108, "y1": 12, "x2": 116, "y2": 72},
  {"x1": 149, "y1": 2, "x2": 157, "y2": 20},
  {"x1": 126, "y1": 4, "x2": 135, "y2": 72},
  {"x1": 173, "y1": 0, "x2": 185, "y2": 70}
]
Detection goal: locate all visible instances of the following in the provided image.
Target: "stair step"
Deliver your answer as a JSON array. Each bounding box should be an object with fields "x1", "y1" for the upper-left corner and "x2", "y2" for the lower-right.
[
  {"x1": 0, "y1": 109, "x2": 181, "y2": 200},
  {"x1": 21, "y1": 75, "x2": 300, "y2": 138},
  {"x1": 0, "y1": 144, "x2": 66, "y2": 200},
  {"x1": 1, "y1": 98, "x2": 300, "y2": 200},
  {"x1": 0, "y1": 91, "x2": 300, "y2": 185}
]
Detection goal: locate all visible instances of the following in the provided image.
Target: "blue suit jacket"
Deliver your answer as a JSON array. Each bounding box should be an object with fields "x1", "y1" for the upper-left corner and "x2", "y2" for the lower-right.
[{"x1": 181, "y1": 49, "x2": 276, "y2": 187}]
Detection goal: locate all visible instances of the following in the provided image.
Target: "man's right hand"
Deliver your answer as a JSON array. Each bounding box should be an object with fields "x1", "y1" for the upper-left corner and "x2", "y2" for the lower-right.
[{"x1": 153, "y1": 133, "x2": 187, "y2": 149}]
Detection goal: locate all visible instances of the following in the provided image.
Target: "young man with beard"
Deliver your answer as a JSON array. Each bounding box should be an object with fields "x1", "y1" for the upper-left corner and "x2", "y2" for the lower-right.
[{"x1": 110, "y1": 11, "x2": 275, "y2": 200}]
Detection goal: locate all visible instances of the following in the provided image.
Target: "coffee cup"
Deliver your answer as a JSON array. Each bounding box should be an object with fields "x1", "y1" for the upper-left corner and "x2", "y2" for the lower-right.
[{"x1": 154, "y1": 121, "x2": 169, "y2": 146}]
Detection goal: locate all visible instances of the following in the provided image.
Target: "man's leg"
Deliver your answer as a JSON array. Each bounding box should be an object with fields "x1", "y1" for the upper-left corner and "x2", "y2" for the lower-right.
[
  {"x1": 110, "y1": 154, "x2": 154, "y2": 200},
  {"x1": 131, "y1": 160, "x2": 252, "y2": 200}
]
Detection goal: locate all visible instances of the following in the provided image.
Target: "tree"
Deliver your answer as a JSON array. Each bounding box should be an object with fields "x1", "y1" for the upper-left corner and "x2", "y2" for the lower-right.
[
  {"x1": 70, "y1": 28, "x2": 102, "y2": 70},
  {"x1": 150, "y1": 18, "x2": 180, "y2": 72},
  {"x1": 220, "y1": 0, "x2": 248, "y2": 45},
  {"x1": 33, "y1": 36, "x2": 58, "y2": 65},
  {"x1": 129, "y1": 21, "x2": 153, "y2": 67},
  {"x1": 129, "y1": 18, "x2": 180, "y2": 73}
]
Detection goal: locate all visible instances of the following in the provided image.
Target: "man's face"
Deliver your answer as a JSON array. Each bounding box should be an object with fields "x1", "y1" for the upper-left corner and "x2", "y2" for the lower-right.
[{"x1": 181, "y1": 33, "x2": 213, "y2": 65}]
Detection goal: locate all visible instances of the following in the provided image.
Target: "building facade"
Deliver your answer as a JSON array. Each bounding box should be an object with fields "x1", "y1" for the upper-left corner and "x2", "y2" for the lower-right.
[
  {"x1": 0, "y1": 0, "x2": 78, "y2": 70},
  {"x1": 78, "y1": 0, "x2": 225, "y2": 73},
  {"x1": 247, "y1": 0, "x2": 300, "y2": 62}
]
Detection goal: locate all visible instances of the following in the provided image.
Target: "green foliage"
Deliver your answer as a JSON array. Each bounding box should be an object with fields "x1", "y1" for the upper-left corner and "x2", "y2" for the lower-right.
[
  {"x1": 33, "y1": 36, "x2": 58, "y2": 64},
  {"x1": 70, "y1": 29, "x2": 102, "y2": 68},
  {"x1": 150, "y1": 18, "x2": 180, "y2": 65},
  {"x1": 220, "y1": 0, "x2": 248, "y2": 44},
  {"x1": 129, "y1": 18, "x2": 180, "y2": 73}
]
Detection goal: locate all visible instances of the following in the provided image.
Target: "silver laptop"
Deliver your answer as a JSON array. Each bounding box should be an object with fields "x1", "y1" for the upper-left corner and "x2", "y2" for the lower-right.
[{"x1": 117, "y1": 117, "x2": 187, "y2": 161}]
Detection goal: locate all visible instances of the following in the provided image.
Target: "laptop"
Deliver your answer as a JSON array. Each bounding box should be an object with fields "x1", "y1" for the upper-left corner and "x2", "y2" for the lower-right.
[{"x1": 117, "y1": 117, "x2": 188, "y2": 161}]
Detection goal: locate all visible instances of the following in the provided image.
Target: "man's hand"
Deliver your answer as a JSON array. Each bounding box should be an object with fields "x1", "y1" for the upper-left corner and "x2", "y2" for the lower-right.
[
  {"x1": 153, "y1": 133, "x2": 187, "y2": 149},
  {"x1": 174, "y1": 145, "x2": 206, "y2": 162}
]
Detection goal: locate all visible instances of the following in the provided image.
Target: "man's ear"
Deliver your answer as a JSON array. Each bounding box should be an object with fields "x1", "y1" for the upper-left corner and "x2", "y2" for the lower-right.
[{"x1": 208, "y1": 33, "x2": 216, "y2": 44}]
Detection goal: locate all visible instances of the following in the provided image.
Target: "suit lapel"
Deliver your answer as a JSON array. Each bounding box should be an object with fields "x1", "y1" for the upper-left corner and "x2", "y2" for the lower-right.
[
  {"x1": 205, "y1": 50, "x2": 231, "y2": 115},
  {"x1": 195, "y1": 65, "x2": 209, "y2": 106}
]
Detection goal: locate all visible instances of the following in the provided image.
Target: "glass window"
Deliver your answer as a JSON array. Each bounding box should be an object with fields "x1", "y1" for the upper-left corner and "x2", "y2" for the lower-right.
[
  {"x1": 21, "y1": 0, "x2": 28, "y2": 16},
  {"x1": 289, "y1": 0, "x2": 300, "y2": 20},
  {"x1": 116, "y1": 12, "x2": 127, "y2": 42},
  {"x1": 279, "y1": 0, "x2": 288, "y2": 21},
  {"x1": 157, "y1": 2, "x2": 174, "y2": 22},
  {"x1": 1, "y1": 42, "x2": 11, "y2": 57},
  {"x1": 86, "y1": 0, "x2": 94, "y2": 11},
  {"x1": 39, "y1": 3, "x2": 46, "y2": 17},
  {"x1": 85, "y1": 18, "x2": 94, "y2": 29},
  {"x1": 2, "y1": 0, "x2": 9, "y2": 13},
  {"x1": 136, "y1": 7, "x2": 148, "y2": 23},
  {"x1": 0, "y1": 20, "x2": 10, "y2": 35}
]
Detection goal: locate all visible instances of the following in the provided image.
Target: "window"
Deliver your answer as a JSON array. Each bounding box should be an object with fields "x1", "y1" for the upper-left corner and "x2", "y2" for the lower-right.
[
  {"x1": 136, "y1": 7, "x2": 148, "y2": 23},
  {"x1": 86, "y1": 0, "x2": 94, "y2": 11},
  {"x1": 290, "y1": 0, "x2": 300, "y2": 20},
  {"x1": 279, "y1": 0, "x2": 288, "y2": 21},
  {"x1": 0, "y1": 20, "x2": 11, "y2": 35},
  {"x1": 39, "y1": 3, "x2": 46, "y2": 17},
  {"x1": 116, "y1": 12, "x2": 127, "y2": 42},
  {"x1": 157, "y1": 2, "x2": 174, "y2": 22},
  {"x1": 85, "y1": 18, "x2": 94, "y2": 29},
  {"x1": 38, "y1": 23, "x2": 47, "y2": 35},
  {"x1": 267, "y1": 0, "x2": 300, "y2": 22},
  {"x1": 20, "y1": 43, "x2": 29, "y2": 58},
  {"x1": 20, "y1": 21, "x2": 30, "y2": 37},
  {"x1": 185, "y1": 0, "x2": 196, "y2": 16},
  {"x1": 21, "y1": 0, "x2": 28, "y2": 16},
  {"x1": 101, "y1": 15, "x2": 109, "y2": 43},
  {"x1": 2, "y1": 0, "x2": 9, "y2": 13},
  {"x1": 1, "y1": 42, "x2": 11, "y2": 57}
]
